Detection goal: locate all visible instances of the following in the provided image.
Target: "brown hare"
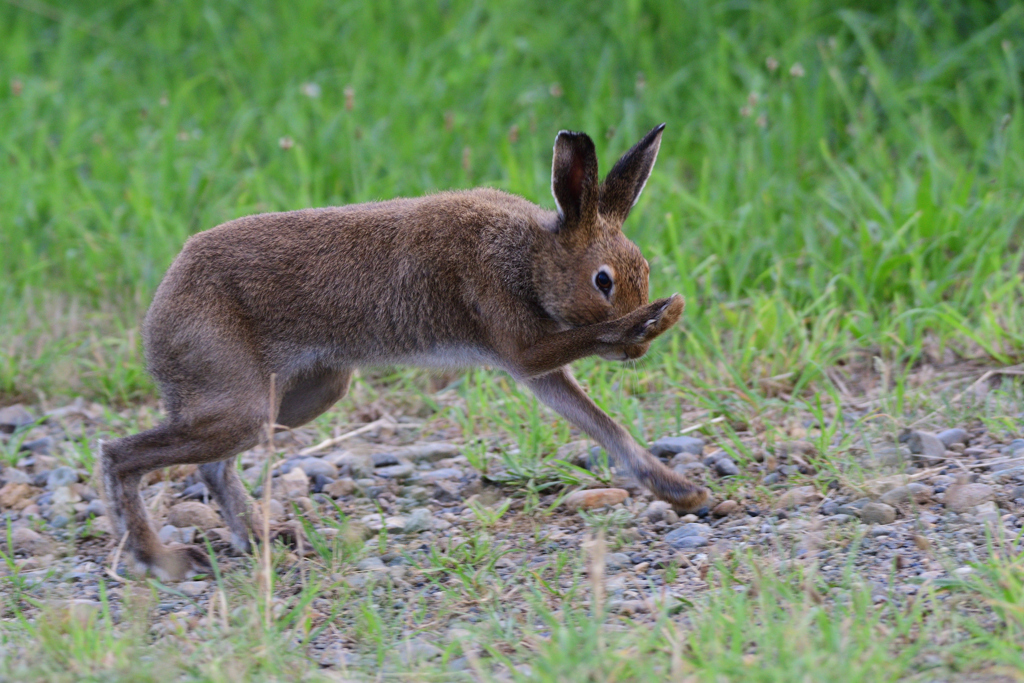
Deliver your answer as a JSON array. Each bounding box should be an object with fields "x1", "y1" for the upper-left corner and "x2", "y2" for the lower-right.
[{"x1": 101, "y1": 124, "x2": 708, "y2": 580}]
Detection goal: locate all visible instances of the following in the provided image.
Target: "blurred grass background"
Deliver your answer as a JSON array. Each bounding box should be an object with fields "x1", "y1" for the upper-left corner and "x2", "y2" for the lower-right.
[{"x1": 1, "y1": 0, "x2": 1022, "y2": 403}]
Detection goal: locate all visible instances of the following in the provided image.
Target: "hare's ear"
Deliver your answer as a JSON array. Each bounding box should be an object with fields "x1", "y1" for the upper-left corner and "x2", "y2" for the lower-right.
[
  {"x1": 599, "y1": 123, "x2": 664, "y2": 223},
  {"x1": 551, "y1": 130, "x2": 599, "y2": 231}
]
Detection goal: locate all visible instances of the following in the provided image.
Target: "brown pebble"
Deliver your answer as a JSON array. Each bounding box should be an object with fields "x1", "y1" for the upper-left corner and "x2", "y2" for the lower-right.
[
  {"x1": 166, "y1": 501, "x2": 221, "y2": 530},
  {"x1": 0, "y1": 482, "x2": 36, "y2": 510},
  {"x1": 712, "y1": 500, "x2": 738, "y2": 516},
  {"x1": 562, "y1": 488, "x2": 629, "y2": 511}
]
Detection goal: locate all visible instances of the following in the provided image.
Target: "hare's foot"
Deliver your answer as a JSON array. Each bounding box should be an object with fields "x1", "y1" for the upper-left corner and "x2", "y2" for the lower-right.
[{"x1": 132, "y1": 543, "x2": 211, "y2": 582}]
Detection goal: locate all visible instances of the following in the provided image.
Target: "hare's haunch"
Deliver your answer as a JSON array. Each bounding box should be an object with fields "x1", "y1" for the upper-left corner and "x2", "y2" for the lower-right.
[{"x1": 101, "y1": 125, "x2": 708, "y2": 580}]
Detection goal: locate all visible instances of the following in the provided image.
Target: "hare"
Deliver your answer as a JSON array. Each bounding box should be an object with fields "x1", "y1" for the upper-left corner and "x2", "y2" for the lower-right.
[{"x1": 100, "y1": 124, "x2": 708, "y2": 580}]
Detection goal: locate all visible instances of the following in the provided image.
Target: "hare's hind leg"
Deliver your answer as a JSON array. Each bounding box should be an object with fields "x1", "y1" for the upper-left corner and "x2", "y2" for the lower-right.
[
  {"x1": 101, "y1": 407, "x2": 264, "y2": 581},
  {"x1": 198, "y1": 368, "x2": 352, "y2": 553}
]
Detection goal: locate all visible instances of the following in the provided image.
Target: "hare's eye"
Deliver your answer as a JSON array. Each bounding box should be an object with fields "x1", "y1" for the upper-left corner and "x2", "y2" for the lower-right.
[{"x1": 594, "y1": 270, "x2": 613, "y2": 296}]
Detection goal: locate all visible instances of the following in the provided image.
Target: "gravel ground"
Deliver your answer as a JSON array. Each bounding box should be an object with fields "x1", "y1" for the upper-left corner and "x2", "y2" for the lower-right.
[{"x1": 1, "y1": 395, "x2": 1023, "y2": 673}]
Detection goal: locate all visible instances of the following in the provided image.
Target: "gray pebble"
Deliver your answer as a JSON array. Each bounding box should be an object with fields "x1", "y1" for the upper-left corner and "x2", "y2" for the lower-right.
[
  {"x1": 763, "y1": 472, "x2": 782, "y2": 485},
  {"x1": 937, "y1": 428, "x2": 969, "y2": 448},
  {"x1": 605, "y1": 552, "x2": 632, "y2": 570},
  {"x1": 664, "y1": 523, "x2": 710, "y2": 545},
  {"x1": 181, "y1": 482, "x2": 208, "y2": 501},
  {"x1": 825, "y1": 514, "x2": 855, "y2": 524},
  {"x1": 416, "y1": 468, "x2": 463, "y2": 482},
  {"x1": 357, "y1": 557, "x2": 386, "y2": 571},
  {"x1": 371, "y1": 453, "x2": 400, "y2": 467},
  {"x1": 860, "y1": 502, "x2": 897, "y2": 525},
  {"x1": 714, "y1": 457, "x2": 740, "y2": 477},
  {"x1": 992, "y1": 467, "x2": 1024, "y2": 483},
  {"x1": 0, "y1": 404, "x2": 34, "y2": 433},
  {"x1": 669, "y1": 536, "x2": 708, "y2": 550},
  {"x1": 649, "y1": 436, "x2": 705, "y2": 459},
  {"x1": 402, "y1": 508, "x2": 433, "y2": 533},
  {"x1": 19, "y1": 437, "x2": 53, "y2": 455},
  {"x1": 375, "y1": 464, "x2": 415, "y2": 479},
  {"x1": 50, "y1": 514, "x2": 70, "y2": 528},
  {"x1": 820, "y1": 500, "x2": 838, "y2": 516},
  {"x1": 85, "y1": 499, "x2": 105, "y2": 516},
  {"x1": 2, "y1": 468, "x2": 31, "y2": 485},
  {"x1": 46, "y1": 466, "x2": 78, "y2": 490},
  {"x1": 900, "y1": 430, "x2": 946, "y2": 460}
]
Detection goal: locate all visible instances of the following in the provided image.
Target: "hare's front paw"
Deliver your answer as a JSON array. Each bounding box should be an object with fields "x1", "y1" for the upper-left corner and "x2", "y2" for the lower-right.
[{"x1": 619, "y1": 294, "x2": 685, "y2": 345}]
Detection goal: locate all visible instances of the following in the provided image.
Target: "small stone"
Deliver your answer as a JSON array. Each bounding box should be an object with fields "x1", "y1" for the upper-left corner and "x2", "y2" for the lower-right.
[
  {"x1": 879, "y1": 484, "x2": 932, "y2": 507},
  {"x1": 357, "y1": 557, "x2": 386, "y2": 571},
  {"x1": 952, "y1": 567, "x2": 973, "y2": 578},
  {"x1": 872, "y1": 446, "x2": 911, "y2": 467},
  {"x1": 268, "y1": 498, "x2": 284, "y2": 520},
  {"x1": 988, "y1": 459, "x2": 1024, "y2": 473},
  {"x1": 371, "y1": 452, "x2": 400, "y2": 467},
  {"x1": 974, "y1": 501, "x2": 1001, "y2": 524},
  {"x1": 860, "y1": 502, "x2": 896, "y2": 525},
  {"x1": 51, "y1": 485, "x2": 81, "y2": 508},
  {"x1": 375, "y1": 464, "x2": 415, "y2": 479},
  {"x1": 900, "y1": 430, "x2": 946, "y2": 461},
  {"x1": 825, "y1": 514, "x2": 855, "y2": 524},
  {"x1": 398, "y1": 638, "x2": 442, "y2": 665},
  {"x1": 395, "y1": 443, "x2": 461, "y2": 462},
  {"x1": 166, "y1": 502, "x2": 221, "y2": 530},
  {"x1": 649, "y1": 436, "x2": 705, "y2": 459},
  {"x1": 181, "y1": 482, "x2": 208, "y2": 500},
  {"x1": 712, "y1": 500, "x2": 738, "y2": 517},
  {"x1": 992, "y1": 467, "x2": 1024, "y2": 483},
  {"x1": 285, "y1": 457, "x2": 338, "y2": 479},
  {"x1": 279, "y1": 467, "x2": 310, "y2": 498},
  {"x1": 402, "y1": 508, "x2": 433, "y2": 533},
  {"x1": 562, "y1": 488, "x2": 629, "y2": 510},
  {"x1": 776, "y1": 440, "x2": 817, "y2": 457},
  {"x1": 937, "y1": 428, "x2": 969, "y2": 448},
  {"x1": 324, "y1": 478, "x2": 357, "y2": 498},
  {"x1": 10, "y1": 527, "x2": 52, "y2": 554},
  {"x1": 2, "y1": 468, "x2": 31, "y2": 485},
  {"x1": 944, "y1": 483, "x2": 995, "y2": 511},
  {"x1": 669, "y1": 535, "x2": 708, "y2": 550},
  {"x1": 416, "y1": 467, "x2": 464, "y2": 482},
  {"x1": 673, "y1": 461, "x2": 707, "y2": 475},
  {"x1": 0, "y1": 404, "x2": 34, "y2": 433},
  {"x1": 323, "y1": 451, "x2": 375, "y2": 478},
  {"x1": 85, "y1": 498, "x2": 105, "y2": 516},
  {"x1": 664, "y1": 523, "x2": 711, "y2": 544},
  {"x1": 46, "y1": 466, "x2": 79, "y2": 490},
  {"x1": 179, "y1": 580, "x2": 209, "y2": 596},
  {"x1": 714, "y1": 458, "x2": 740, "y2": 477},
  {"x1": 763, "y1": 472, "x2": 782, "y2": 485},
  {"x1": 604, "y1": 552, "x2": 632, "y2": 571},
  {"x1": 20, "y1": 437, "x2": 53, "y2": 454},
  {"x1": 776, "y1": 486, "x2": 822, "y2": 509},
  {"x1": 663, "y1": 509, "x2": 679, "y2": 525},
  {"x1": 0, "y1": 482, "x2": 34, "y2": 509},
  {"x1": 158, "y1": 525, "x2": 181, "y2": 544},
  {"x1": 50, "y1": 514, "x2": 70, "y2": 528}
]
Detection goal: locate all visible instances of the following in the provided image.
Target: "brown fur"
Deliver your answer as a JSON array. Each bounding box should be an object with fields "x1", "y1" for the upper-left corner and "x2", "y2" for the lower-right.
[{"x1": 101, "y1": 125, "x2": 708, "y2": 580}]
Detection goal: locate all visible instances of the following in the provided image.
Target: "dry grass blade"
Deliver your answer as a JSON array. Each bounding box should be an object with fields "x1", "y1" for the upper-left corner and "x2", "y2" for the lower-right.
[{"x1": 297, "y1": 415, "x2": 396, "y2": 456}]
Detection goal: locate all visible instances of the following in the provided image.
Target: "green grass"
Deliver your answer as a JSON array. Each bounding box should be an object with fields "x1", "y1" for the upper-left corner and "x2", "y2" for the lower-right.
[
  {"x1": 3, "y1": 0, "x2": 1024, "y2": 680},
  {"x1": 2, "y1": 0, "x2": 1024, "y2": 401}
]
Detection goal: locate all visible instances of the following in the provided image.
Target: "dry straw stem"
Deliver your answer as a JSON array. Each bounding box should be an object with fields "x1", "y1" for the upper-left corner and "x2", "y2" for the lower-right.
[
  {"x1": 297, "y1": 415, "x2": 396, "y2": 456},
  {"x1": 259, "y1": 373, "x2": 276, "y2": 630}
]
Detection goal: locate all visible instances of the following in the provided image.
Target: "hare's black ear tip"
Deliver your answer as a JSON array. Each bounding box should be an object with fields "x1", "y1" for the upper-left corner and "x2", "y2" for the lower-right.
[
  {"x1": 654, "y1": 122, "x2": 667, "y2": 133},
  {"x1": 556, "y1": 129, "x2": 590, "y2": 141}
]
